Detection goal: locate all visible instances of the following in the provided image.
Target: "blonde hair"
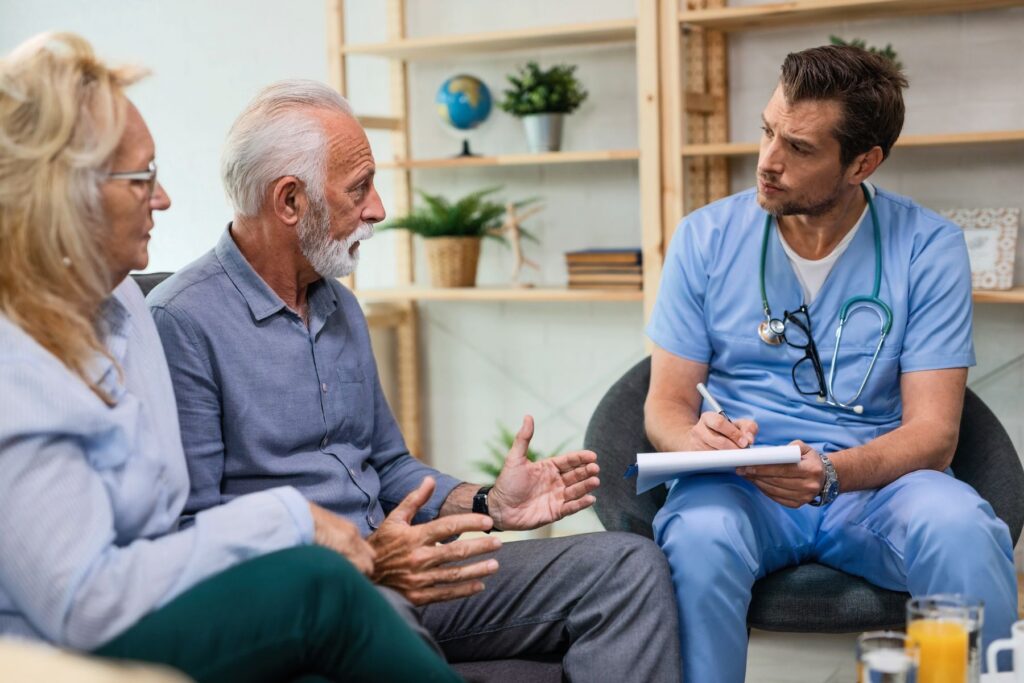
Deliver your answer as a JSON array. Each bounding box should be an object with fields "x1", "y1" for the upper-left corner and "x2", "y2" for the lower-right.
[{"x1": 0, "y1": 33, "x2": 146, "y2": 403}]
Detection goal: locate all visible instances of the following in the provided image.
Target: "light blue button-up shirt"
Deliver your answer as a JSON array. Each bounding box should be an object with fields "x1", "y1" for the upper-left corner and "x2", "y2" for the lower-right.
[
  {"x1": 0, "y1": 278, "x2": 314, "y2": 650},
  {"x1": 148, "y1": 228, "x2": 460, "y2": 536}
]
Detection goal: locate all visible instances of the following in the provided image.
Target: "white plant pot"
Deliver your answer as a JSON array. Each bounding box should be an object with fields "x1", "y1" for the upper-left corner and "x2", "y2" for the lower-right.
[{"x1": 522, "y1": 113, "x2": 564, "y2": 153}]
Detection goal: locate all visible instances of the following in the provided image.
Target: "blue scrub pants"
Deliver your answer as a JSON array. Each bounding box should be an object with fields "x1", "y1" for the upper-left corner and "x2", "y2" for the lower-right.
[{"x1": 653, "y1": 470, "x2": 1016, "y2": 683}]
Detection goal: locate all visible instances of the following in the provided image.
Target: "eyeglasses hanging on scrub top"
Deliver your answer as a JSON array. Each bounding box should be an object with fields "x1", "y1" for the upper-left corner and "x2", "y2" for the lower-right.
[{"x1": 757, "y1": 183, "x2": 893, "y2": 415}]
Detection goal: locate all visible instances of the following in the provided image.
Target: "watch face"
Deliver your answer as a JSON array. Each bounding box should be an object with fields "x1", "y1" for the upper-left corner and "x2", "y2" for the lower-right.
[{"x1": 826, "y1": 481, "x2": 839, "y2": 501}]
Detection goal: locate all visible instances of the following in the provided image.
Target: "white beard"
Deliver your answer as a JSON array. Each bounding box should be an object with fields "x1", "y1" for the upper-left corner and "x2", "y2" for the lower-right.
[{"x1": 298, "y1": 199, "x2": 374, "y2": 279}]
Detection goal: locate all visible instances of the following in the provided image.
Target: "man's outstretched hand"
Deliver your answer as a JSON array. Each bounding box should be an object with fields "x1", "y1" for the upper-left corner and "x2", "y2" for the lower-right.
[
  {"x1": 489, "y1": 415, "x2": 600, "y2": 531},
  {"x1": 368, "y1": 477, "x2": 502, "y2": 606}
]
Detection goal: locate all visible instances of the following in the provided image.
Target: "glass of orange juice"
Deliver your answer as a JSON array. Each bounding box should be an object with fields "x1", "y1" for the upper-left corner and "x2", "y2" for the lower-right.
[
  {"x1": 907, "y1": 594, "x2": 982, "y2": 683},
  {"x1": 857, "y1": 631, "x2": 919, "y2": 682}
]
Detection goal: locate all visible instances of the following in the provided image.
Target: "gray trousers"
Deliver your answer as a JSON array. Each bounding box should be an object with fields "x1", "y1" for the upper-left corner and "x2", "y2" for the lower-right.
[{"x1": 379, "y1": 531, "x2": 680, "y2": 682}]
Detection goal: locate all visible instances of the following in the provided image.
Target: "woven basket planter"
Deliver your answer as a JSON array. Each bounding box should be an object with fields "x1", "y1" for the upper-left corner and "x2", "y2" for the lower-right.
[{"x1": 424, "y1": 236, "x2": 481, "y2": 288}]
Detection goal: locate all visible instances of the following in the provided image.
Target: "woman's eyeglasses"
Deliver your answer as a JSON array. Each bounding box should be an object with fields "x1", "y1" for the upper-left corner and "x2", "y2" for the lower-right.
[{"x1": 106, "y1": 160, "x2": 158, "y2": 198}]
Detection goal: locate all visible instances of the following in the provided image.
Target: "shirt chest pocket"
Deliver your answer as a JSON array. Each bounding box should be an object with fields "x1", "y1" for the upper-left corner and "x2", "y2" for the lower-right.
[{"x1": 329, "y1": 365, "x2": 373, "y2": 447}]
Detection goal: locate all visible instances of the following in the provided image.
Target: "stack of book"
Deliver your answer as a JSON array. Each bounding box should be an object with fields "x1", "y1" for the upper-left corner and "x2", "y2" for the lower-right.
[{"x1": 565, "y1": 249, "x2": 643, "y2": 290}]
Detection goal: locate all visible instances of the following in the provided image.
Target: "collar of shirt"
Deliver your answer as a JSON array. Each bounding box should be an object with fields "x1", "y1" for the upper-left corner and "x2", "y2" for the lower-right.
[
  {"x1": 89, "y1": 285, "x2": 132, "y2": 402},
  {"x1": 214, "y1": 225, "x2": 339, "y2": 335}
]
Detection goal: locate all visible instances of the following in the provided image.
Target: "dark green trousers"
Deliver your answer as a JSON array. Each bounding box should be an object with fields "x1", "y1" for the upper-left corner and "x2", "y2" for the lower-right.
[{"x1": 94, "y1": 546, "x2": 460, "y2": 683}]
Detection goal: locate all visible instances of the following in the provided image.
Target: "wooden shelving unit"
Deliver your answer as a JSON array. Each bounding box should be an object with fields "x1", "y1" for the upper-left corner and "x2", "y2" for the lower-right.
[
  {"x1": 677, "y1": 0, "x2": 1024, "y2": 31},
  {"x1": 340, "y1": 18, "x2": 636, "y2": 59},
  {"x1": 327, "y1": 1, "x2": 662, "y2": 459},
  {"x1": 682, "y1": 130, "x2": 1024, "y2": 158},
  {"x1": 355, "y1": 286, "x2": 644, "y2": 303},
  {"x1": 973, "y1": 287, "x2": 1024, "y2": 305},
  {"x1": 362, "y1": 302, "x2": 409, "y2": 327},
  {"x1": 378, "y1": 149, "x2": 640, "y2": 170}
]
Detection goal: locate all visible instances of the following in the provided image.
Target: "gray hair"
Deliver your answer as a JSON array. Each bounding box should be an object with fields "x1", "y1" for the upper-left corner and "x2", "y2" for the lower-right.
[{"x1": 221, "y1": 79, "x2": 354, "y2": 216}]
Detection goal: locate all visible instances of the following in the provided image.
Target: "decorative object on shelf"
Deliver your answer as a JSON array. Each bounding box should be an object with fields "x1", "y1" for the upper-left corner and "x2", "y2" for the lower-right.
[
  {"x1": 499, "y1": 61, "x2": 588, "y2": 153},
  {"x1": 828, "y1": 35, "x2": 902, "y2": 70},
  {"x1": 487, "y1": 200, "x2": 543, "y2": 287},
  {"x1": 565, "y1": 248, "x2": 643, "y2": 290},
  {"x1": 382, "y1": 187, "x2": 509, "y2": 288},
  {"x1": 435, "y1": 74, "x2": 492, "y2": 157},
  {"x1": 941, "y1": 208, "x2": 1019, "y2": 290}
]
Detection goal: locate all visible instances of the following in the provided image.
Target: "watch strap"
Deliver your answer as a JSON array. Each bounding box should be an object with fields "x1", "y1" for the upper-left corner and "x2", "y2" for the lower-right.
[
  {"x1": 810, "y1": 452, "x2": 839, "y2": 506},
  {"x1": 472, "y1": 485, "x2": 500, "y2": 532}
]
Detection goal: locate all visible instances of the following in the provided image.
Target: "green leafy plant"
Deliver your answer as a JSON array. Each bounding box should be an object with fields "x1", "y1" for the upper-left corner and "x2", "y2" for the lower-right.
[
  {"x1": 498, "y1": 61, "x2": 589, "y2": 117},
  {"x1": 829, "y1": 35, "x2": 902, "y2": 70},
  {"x1": 473, "y1": 422, "x2": 571, "y2": 482},
  {"x1": 381, "y1": 187, "x2": 508, "y2": 240}
]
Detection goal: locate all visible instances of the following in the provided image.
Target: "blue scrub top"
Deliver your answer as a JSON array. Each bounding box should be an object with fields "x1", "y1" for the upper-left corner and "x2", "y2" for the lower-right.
[{"x1": 647, "y1": 186, "x2": 975, "y2": 455}]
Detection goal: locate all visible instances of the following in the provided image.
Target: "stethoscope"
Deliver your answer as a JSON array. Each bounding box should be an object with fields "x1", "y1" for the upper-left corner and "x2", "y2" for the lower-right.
[{"x1": 757, "y1": 183, "x2": 893, "y2": 414}]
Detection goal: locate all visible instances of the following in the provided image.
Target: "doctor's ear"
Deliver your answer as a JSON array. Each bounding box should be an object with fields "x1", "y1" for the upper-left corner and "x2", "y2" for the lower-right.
[{"x1": 848, "y1": 146, "x2": 884, "y2": 183}]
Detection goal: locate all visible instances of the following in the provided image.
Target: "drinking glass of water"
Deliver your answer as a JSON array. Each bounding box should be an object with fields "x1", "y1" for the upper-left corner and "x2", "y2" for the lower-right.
[{"x1": 858, "y1": 631, "x2": 919, "y2": 683}]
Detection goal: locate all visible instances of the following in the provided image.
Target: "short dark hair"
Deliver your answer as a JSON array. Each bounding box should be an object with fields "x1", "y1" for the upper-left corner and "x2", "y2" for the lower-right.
[{"x1": 780, "y1": 45, "x2": 908, "y2": 167}]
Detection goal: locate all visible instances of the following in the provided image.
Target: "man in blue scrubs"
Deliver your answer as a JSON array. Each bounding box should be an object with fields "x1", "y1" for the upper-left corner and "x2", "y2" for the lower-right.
[{"x1": 646, "y1": 45, "x2": 1016, "y2": 682}]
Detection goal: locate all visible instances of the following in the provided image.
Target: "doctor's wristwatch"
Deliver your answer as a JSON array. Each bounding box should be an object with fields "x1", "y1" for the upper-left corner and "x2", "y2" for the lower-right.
[{"x1": 810, "y1": 452, "x2": 840, "y2": 506}]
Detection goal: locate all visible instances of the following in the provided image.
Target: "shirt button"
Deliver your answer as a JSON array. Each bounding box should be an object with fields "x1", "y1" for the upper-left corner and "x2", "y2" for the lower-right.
[
  {"x1": 348, "y1": 467, "x2": 356, "y2": 478},
  {"x1": 320, "y1": 436, "x2": 328, "y2": 449},
  {"x1": 321, "y1": 383, "x2": 328, "y2": 393}
]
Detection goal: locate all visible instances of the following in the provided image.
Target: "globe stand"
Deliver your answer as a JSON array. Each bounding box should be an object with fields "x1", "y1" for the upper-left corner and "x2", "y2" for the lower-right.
[{"x1": 456, "y1": 139, "x2": 479, "y2": 158}]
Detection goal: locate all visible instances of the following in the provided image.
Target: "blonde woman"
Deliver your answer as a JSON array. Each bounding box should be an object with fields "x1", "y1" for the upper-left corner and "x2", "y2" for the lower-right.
[{"x1": 0, "y1": 33, "x2": 458, "y2": 683}]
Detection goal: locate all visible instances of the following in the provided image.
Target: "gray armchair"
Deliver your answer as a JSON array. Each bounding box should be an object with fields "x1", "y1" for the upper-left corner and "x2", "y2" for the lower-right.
[{"x1": 584, "y1": 356, "x2": 1024, "y2": 632}]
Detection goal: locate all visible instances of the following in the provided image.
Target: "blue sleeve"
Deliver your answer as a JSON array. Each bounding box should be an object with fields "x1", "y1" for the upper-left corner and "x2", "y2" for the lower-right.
[
  {"x1": 0, "y1": 360, "x2": 310, "y2": 650},
  {"x1": 900, "y1": 227, "x2": 976, "y2": 372},
  {"x1": 148, "y1": 303, "x2": 227, "y2": 516},
  {"x1": 646, "y1": 218, "x2": 713, "y2": 362}
]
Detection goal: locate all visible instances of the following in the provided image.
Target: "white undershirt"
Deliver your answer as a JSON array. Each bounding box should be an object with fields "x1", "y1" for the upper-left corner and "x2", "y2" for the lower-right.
[{"x1": 779, "y1": 182, "x2": 875, "y2": 303}]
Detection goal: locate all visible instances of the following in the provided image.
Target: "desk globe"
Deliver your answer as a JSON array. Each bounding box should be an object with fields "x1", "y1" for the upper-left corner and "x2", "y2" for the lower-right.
[{"x1": 435, "y1": 74, "x2": 492, "y2": 156}]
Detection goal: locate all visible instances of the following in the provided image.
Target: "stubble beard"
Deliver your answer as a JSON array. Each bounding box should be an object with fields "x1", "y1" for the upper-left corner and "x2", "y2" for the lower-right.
[{"x1": 757, "y1": 174, "x2": 846, "y2": 219}]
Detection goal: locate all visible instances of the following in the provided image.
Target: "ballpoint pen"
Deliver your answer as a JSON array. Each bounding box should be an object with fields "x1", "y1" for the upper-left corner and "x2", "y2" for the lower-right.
[{"x1": 696, "y1": 382, "x2": 732, "y2": 423}]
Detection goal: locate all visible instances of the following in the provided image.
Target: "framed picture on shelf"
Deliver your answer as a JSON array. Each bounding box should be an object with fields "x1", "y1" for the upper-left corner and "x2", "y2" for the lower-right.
[{"x1": 941, "y1": 208, "x2": 1019, "y2": 290}]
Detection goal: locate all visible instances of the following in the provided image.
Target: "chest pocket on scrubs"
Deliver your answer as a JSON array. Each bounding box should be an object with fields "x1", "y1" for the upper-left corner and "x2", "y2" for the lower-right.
[
  {"x1": 332, "y1": 365, "x2": 372, "y2": 447},
  {"x1": 827, "y1": 306, "x2": 901, "y2": 417}
]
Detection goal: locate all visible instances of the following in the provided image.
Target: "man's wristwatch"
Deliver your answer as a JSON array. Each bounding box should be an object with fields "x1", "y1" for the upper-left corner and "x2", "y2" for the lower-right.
[
  {"x1": 472, "y1": 485, "x2": 501, "y2": 532},
  {"x1": 810, "y1": 452, "x2": 839, "y2": 506}
]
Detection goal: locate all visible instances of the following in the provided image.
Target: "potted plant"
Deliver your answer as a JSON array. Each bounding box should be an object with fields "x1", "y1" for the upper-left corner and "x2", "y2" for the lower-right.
[
  {"x1": 382, "y1": 187, "x2": 509, "y2": 288},
  {"x1": 499, "y1": 61, "x2": 589, "y2": 153},
  {"x1": 829, "y1": 35, "x2": 902, "y2": 69}
]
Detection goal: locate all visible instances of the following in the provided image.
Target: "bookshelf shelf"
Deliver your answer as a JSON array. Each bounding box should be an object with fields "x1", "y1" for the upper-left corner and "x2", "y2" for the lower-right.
[
  {"x1": 973, "y1": 287, "x2": 1024, "y2": 304},
  {"x1": 362, "y1": 302, "x2": 408, "y2": 328},
  {"x1": 678, "y1": 0, "x2": 1024, "y2": 32},
  {"x1": 340, "y1": 18, "x2": 636, "y2": 60},
  {"x1": 378, "y1": 149, "x2": 640, "y2": 171},
  {"x1": 681, "y1": 130, "x2": 1024, "y2": 158}
]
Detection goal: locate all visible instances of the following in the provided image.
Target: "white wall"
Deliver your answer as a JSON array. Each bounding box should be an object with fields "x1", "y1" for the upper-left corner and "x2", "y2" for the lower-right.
[
  {"x1": 0, "y1": 0, "x2": 331, "y2": 272},
  {"x1": 3, "y1": 1, "x2": 1022, "y2": 540}
]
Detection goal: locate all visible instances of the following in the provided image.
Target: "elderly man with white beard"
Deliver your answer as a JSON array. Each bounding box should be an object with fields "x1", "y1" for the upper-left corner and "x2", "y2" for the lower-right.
[{"x1": 147, "y1": 80, "x2": 680, "y2": 680}]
